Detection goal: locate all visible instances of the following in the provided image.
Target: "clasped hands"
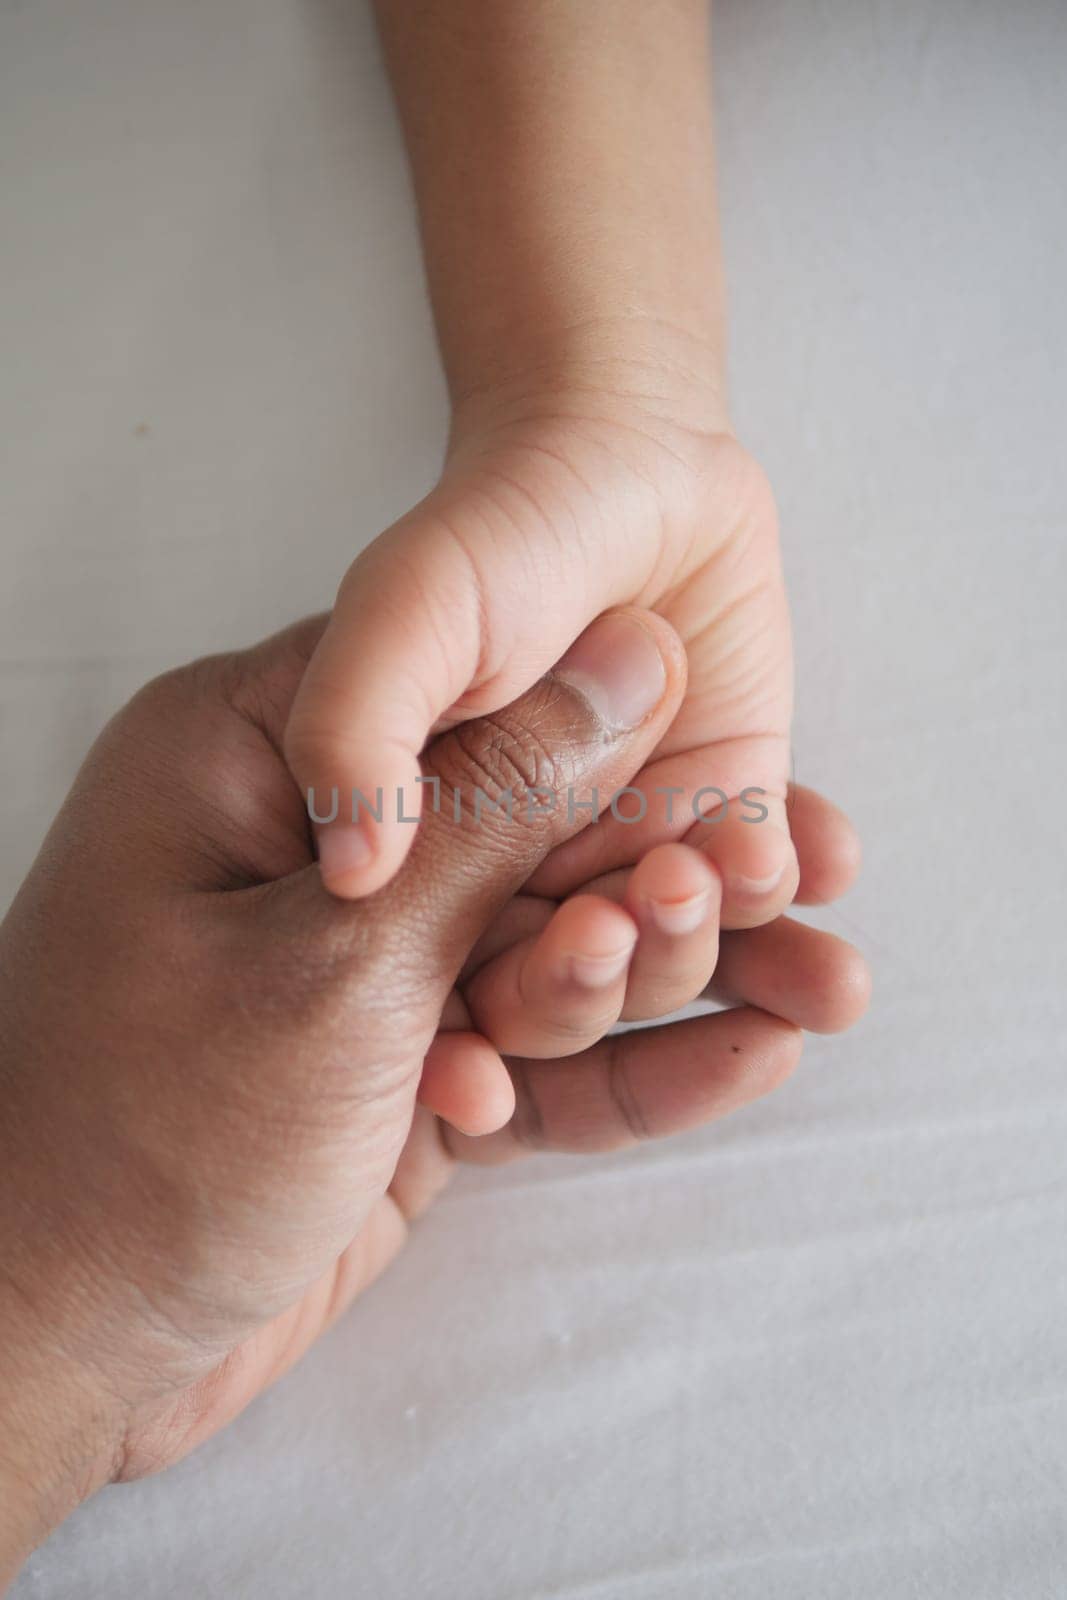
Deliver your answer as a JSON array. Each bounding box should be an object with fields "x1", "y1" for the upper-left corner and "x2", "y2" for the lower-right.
[{"x1": 0, "y1": 603, "x2": 866, "y2": 1579}]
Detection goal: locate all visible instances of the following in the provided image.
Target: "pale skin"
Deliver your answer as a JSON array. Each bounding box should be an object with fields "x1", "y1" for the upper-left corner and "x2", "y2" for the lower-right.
[
  {"x1": 0, "y1": 1, "x2": 870, "y2": 1584},
  {"x1": 286, "y1": 0, "x2": 802, "y2": 945},
  {"x1": 0, "y1": 610, "x2": 867, "y2": 1587}
]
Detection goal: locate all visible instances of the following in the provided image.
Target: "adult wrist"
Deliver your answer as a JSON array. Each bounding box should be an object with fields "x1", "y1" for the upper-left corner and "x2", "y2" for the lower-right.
[{"x1": 0, "y1": 1286, "x2": 124, "y2": 1585}]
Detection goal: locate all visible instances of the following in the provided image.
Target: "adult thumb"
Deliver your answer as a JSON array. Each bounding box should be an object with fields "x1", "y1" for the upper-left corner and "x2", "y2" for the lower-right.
[{"x1": 352, "y1": 606, "x2": 686, "y2": 987}]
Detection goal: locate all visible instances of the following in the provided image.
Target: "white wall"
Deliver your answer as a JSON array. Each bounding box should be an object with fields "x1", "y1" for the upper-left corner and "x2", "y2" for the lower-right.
[{"x1": 3, "y1": 2, "x2": 1065, "y2": 1595}]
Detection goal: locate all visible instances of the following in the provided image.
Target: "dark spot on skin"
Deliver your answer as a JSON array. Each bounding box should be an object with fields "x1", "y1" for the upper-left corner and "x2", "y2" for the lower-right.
[{"x1": 731, "y1": 1044, "x2": 740, "y2": 1053}]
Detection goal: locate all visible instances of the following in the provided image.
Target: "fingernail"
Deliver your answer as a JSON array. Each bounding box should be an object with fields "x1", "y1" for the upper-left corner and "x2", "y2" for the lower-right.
[
  {"x1": 317, "y1": 822, "x2": 373, "y2": 893},
  {"x1": 566, "y1": 941, "x2": 636, "y2": 989},
  {"x1": 554, "y1": 612, "x2": 667, "y2": 731},
  {"x1": 647, "y1": 888, "x2": 712, "y2": 936}
]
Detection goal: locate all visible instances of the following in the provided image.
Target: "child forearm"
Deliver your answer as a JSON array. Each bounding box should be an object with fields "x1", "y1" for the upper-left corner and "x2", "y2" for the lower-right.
[{"x1": 373, "y1": 0, "x2": 729, "y2": 430}]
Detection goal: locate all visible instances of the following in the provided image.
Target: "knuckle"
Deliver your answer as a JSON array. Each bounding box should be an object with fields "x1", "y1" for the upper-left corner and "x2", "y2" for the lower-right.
[
  {"x1": 621, "y1": 972, "x2": 706, "y2": 1024},
  {"x1": 281, "y1": 719, "x2": 321, "y2": 776},
  {"x1": 281, "y1": 716, "x2": 342, "y2": 784},
  {"x1": 282, "y1": 675, "x2": 363, "y2": 778},
  {"x1": 94, "y1": 660, "x2": 221, "y2": 770},
  {"x1": 812, "y1": 944, "x2": 872, "y2": 1033},
  {"x1": 544, "y1": 1005, "x2": 620, "y2": 1045},
  {"x1": 506, "y1": 1058, "x2": 548, "y2": 1151},
  {"x1": 604, "y1": 1035, "x2": 652, "y2": 1143},
  {"x1": 432, "y1": 690, "x2": 567, "y2": 819}
]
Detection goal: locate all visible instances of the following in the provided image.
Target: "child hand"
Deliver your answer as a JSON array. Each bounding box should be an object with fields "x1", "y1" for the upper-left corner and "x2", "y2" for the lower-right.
[
  {"x1": 285, "y1": 392, "x2": 798, "y2": 933},
  {"x1": 419, "y1": 784, "x2": 868, "y2": 1144}
]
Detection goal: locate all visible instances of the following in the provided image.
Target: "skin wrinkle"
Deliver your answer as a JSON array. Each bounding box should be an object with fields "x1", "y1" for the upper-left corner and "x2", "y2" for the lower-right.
[
  {"x1": 447, "y1": 323, "x2": 729, "y2": 425},
  {"x1": 492, "y1": 1056, "x2": 546, "y2": 1155},
  {"x1": 604, "y1": 1031, "x2": 655, "y2": 1144},
  {"x1": 425, "y1": 513, "x2": 498, "y2": 697},
  {"x1": 382, "y1": 530, "x2": 487, "y2": 716}
]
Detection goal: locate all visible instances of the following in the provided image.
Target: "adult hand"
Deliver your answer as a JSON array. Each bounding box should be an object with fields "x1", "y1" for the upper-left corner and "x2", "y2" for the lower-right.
[
  {"x1": 0, "y1": 605, "x2": 681, "y2": 1576},
  {"x1": 0, "y1": 609, "x2": 866, "y2": 1586}
]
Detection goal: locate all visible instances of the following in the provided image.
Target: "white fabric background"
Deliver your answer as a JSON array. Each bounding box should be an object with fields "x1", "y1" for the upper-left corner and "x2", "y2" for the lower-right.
[{"x1": 3, "y1": 1, "x2": 1065, "y2": 1595}]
